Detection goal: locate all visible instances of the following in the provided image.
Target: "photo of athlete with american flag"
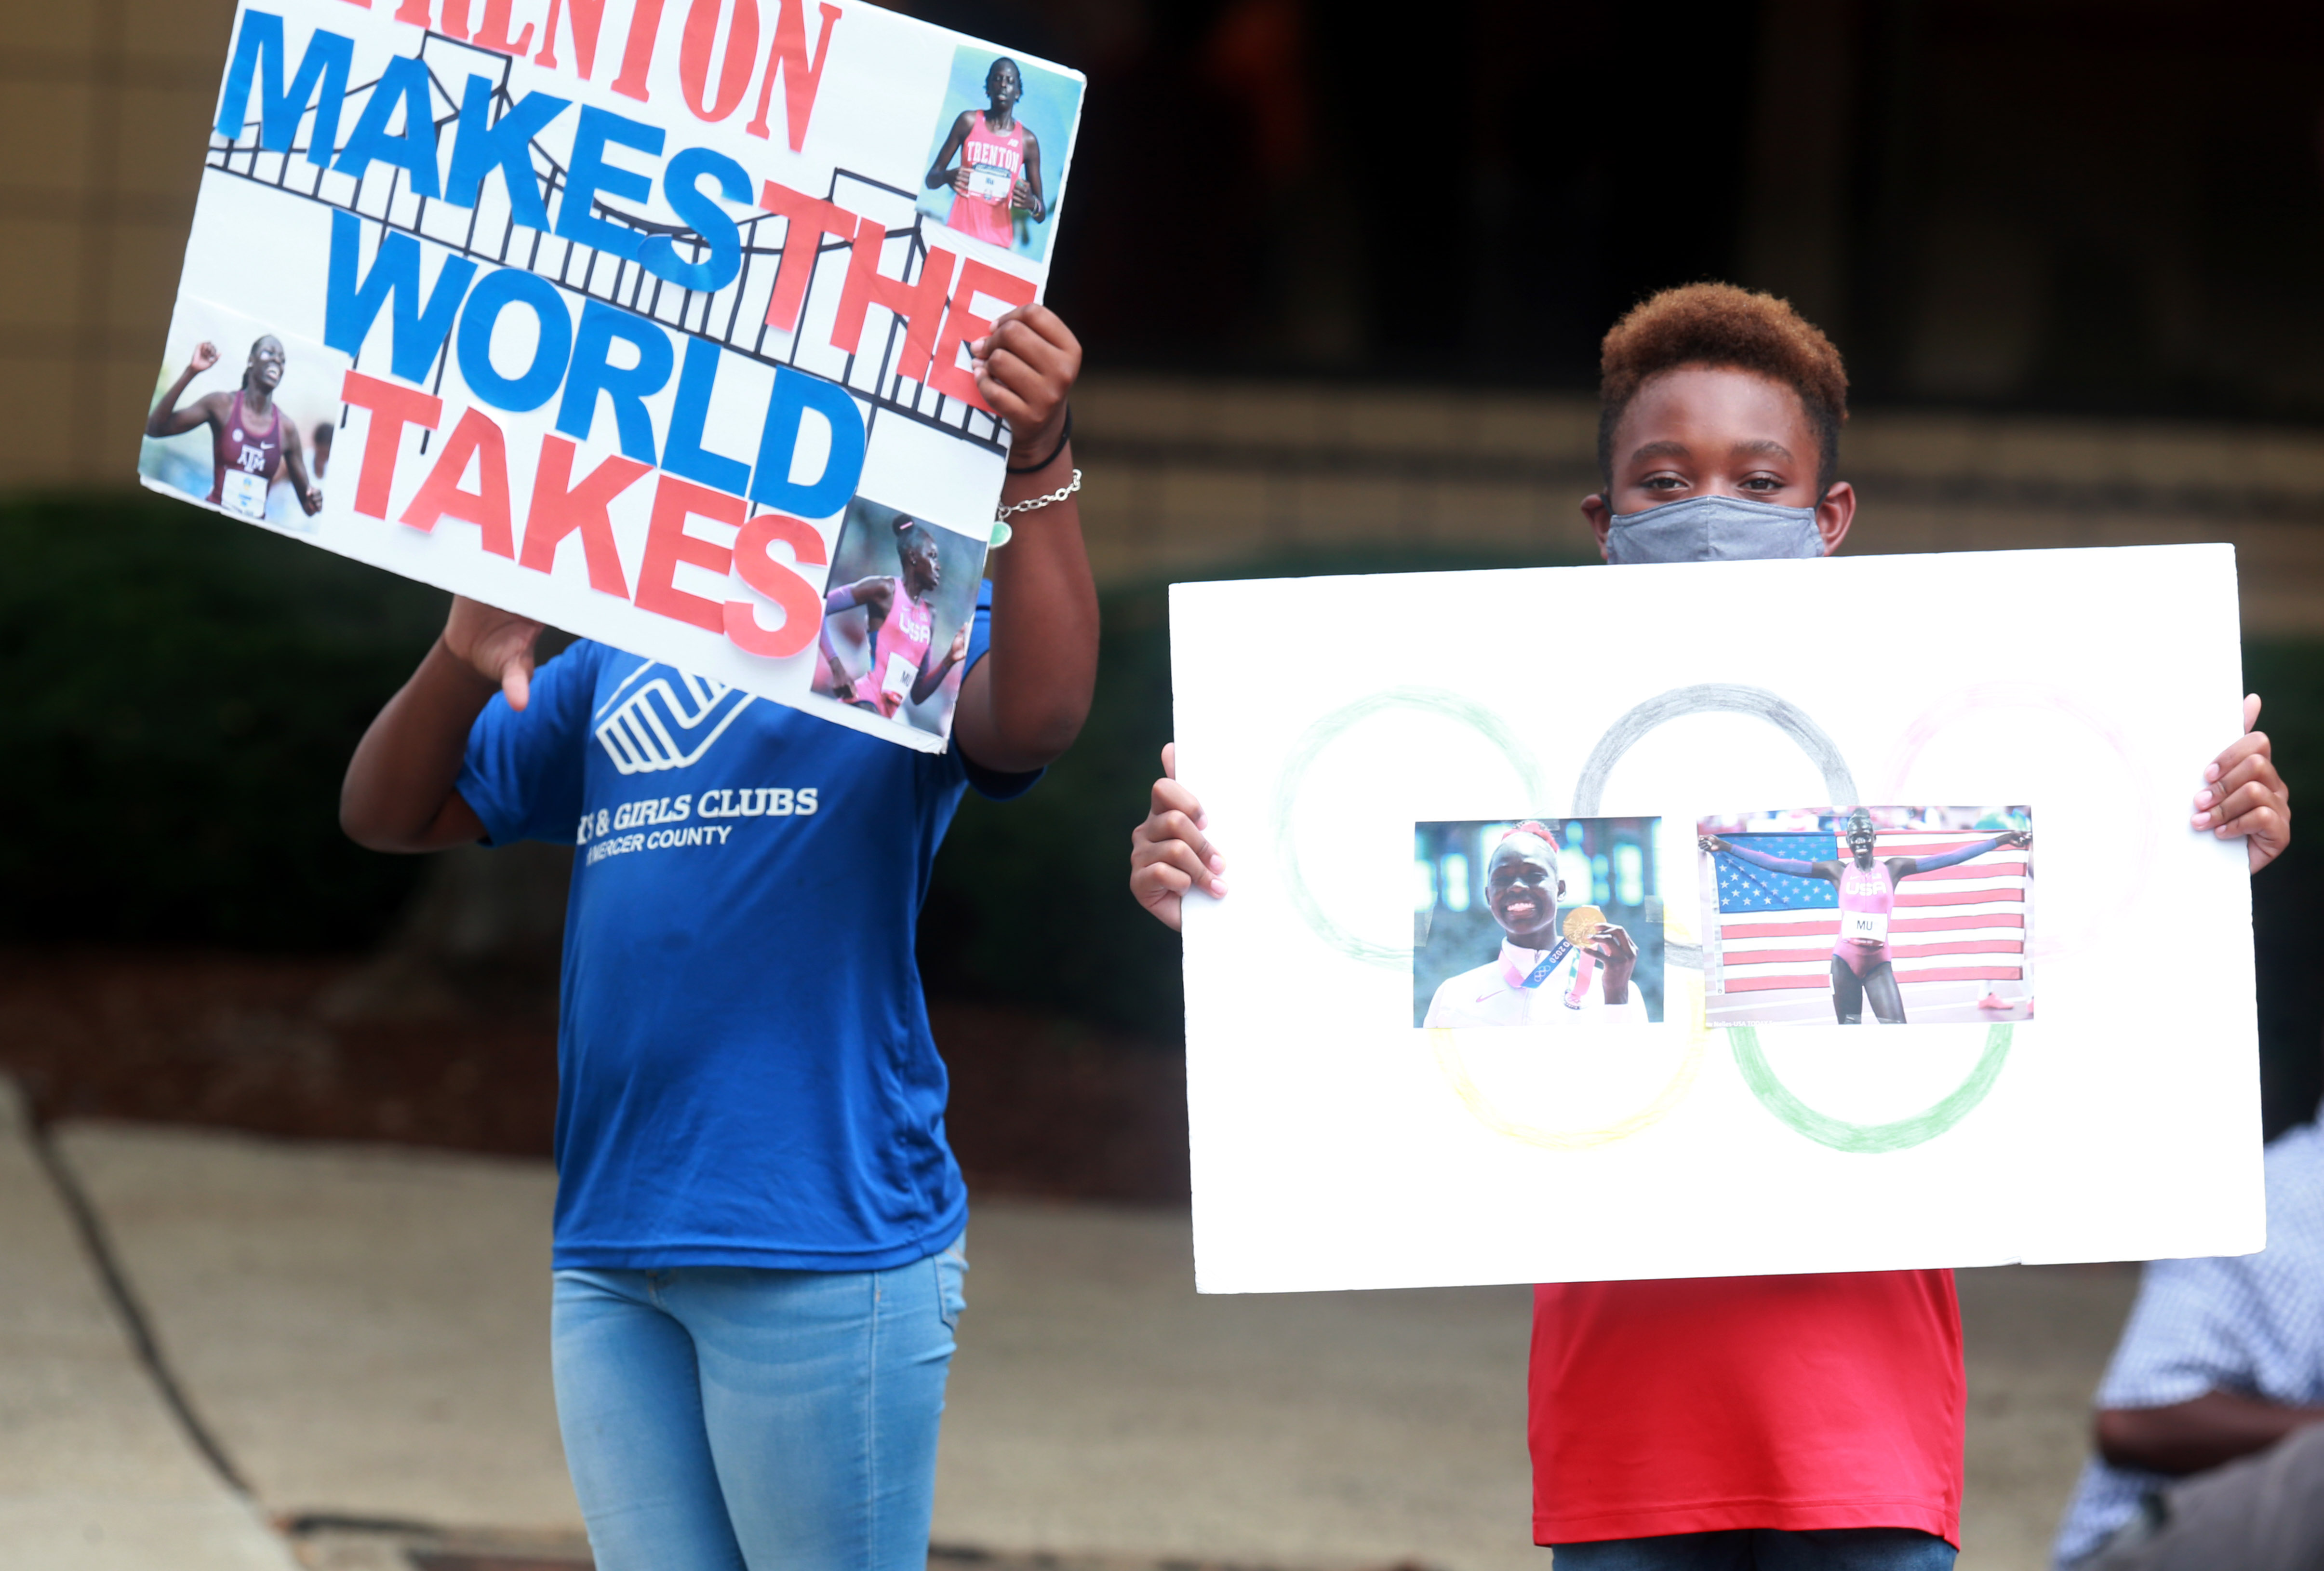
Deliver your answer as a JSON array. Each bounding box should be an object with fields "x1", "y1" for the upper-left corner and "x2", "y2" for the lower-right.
[{"x1": 1697, "y1": 806, "x2": 2034, "y2": 1026}]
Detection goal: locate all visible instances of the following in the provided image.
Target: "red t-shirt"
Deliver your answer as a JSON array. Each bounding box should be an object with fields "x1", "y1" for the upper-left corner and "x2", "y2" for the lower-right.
[{"x1": 1530, "y1": 1270, "x2": 1963, "y2": 1547}]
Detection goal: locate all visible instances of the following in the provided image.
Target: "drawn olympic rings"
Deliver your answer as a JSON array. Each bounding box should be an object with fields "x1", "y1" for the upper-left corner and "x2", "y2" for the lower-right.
[{"x1": 1272, "y1": 683, "x2": 2013, "y2": 1153}]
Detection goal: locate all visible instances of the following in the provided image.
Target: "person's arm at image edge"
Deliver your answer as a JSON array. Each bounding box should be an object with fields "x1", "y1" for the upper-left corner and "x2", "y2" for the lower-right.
[
  {"x1": 2097, "y1": 1391, "x2": 2324, "y2": 1477},
  {"x1": 340, "y1": 598, "x2": 545, "y2": 853},
  {"x1": 949, "y1": 305, "x2": 1097, "y2": 776}
]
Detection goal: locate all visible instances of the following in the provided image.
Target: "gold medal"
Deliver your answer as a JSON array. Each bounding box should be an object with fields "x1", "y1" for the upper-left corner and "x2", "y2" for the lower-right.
[{"x1": 1562, "y1": 905, "x2": 1606, "y2": 947}]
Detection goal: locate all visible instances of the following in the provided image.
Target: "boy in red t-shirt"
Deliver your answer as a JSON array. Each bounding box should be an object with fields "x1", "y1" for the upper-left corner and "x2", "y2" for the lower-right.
[{"x1": 1128, "y1": 284, "x2": 2292, "y2": 1570}]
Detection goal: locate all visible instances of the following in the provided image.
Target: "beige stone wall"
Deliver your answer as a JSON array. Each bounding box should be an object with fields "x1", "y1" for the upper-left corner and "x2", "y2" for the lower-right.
[
  {"x1": 0, "y1": 0, "x2": 240, "y2": 487},
  {"x1": 1075, "y1": 377, "x2": 2324, "y2": 634}
]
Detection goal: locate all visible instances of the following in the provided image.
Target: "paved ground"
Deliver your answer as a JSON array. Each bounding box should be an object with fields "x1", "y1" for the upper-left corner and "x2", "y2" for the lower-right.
[
  {"x1": 0, "y1": 1083, "x2": 292, "y2": 1570},
  {"x1": 7, "y1": 1100, "x2": 2143, "y2": 1570}
]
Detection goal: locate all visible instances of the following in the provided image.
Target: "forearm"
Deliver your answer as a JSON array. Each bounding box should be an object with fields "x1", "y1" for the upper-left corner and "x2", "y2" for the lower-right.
[
  {"x1": 1721, "y1": 843, "x2": 1816, "y2": 877},
  {"x1": 340, "y1": 638, "x2": 497, "y2": 852},
  {"x1": 959, "y1": 453, "x2": 1097, "y2": 771},
  {"x1": 911, "y1": 647, "x2": 961, "y2": 706},
  {"x1": 1910, "y1": 836, "x2": 2006, "y2": 873},
  {"x1": 2097, "y1": 1392, "x2": 2324, "y2": 1477},
  {"x1": 145, "y1": 373, "x2": 198, "y2": 436}
]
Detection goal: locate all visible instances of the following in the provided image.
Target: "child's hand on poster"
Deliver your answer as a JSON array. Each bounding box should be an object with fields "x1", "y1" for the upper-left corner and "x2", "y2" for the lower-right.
[
  {"x1": 188, "y1": 340, "x2": 219, "y2": 375},
  {"x1": 443, "y1": 594, "x2": 546, "y2": 712},
  {"x1": 1131, "y1": 743, "x2": 1226, "y2": 932},
  {"x1": 971, "y1": 305, "x2": 1079, "y2": 456},
  {"x1": 2196, "y1": 694, "x2": 2291, "y2": 873}
]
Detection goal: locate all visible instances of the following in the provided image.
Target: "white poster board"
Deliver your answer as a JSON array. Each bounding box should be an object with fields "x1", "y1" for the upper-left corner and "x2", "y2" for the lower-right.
[
  {"x1": 144, "y1": 0, "x2": 1082, "y2": 752},
  {"x1": 1171, "y1": 545, "x2": 2264, "y2": 1293}
]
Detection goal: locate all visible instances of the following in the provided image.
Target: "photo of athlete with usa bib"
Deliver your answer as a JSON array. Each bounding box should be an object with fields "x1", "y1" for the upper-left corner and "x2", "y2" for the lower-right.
[
  {"x1": 818, "y1": 516, "x2": 971, "y2": 729},
  {"x1": 1700, "y1": 807, "x2": 2033, "y2": 1025}
]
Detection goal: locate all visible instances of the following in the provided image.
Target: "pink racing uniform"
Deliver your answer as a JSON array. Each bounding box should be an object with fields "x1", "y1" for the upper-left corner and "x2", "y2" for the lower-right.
[
  {"x1": 946, "y1": 110, "x2": 1024, "y2": 248},
  {"x1": 861, "y1": 577, "x2": 935, "y2": 720},
  {"x1": 208, "y1": 390, "x2": 282, "y2": 518},
  {"x1": 1832, "y1": 858, "x2": 1897, "y2": 975}
]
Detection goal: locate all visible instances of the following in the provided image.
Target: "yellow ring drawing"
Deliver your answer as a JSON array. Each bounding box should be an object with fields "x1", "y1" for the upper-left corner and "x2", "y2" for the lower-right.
[{"x1": 1428, "y1": 975, "x2": 1712, "y2": 1151}]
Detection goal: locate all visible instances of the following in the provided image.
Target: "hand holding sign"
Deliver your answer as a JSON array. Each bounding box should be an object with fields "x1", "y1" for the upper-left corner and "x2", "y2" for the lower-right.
[
  {"x1": 973, "y1": 305, "x2": 1079, "y2": 463},
  {"x1": 2195, "y1": 695, "x2": 2290, "y2": 871},
  {"x1": 444, "y1": 594, "x2": 546, "y2": 713}
]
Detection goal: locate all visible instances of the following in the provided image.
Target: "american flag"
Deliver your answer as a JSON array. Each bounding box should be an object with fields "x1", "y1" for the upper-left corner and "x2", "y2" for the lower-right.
[{"x1": 1708, "y1": 830, "x2": 2029, "y2": 993}]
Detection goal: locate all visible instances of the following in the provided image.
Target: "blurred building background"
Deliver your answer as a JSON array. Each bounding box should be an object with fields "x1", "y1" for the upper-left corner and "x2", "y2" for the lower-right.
[
  {"x1": 3, "y1": 2, "x2": 2323, "y2": 1567},
  {"x1": 6, "y1": 0, "x2": 2315, "y2": 1113}
]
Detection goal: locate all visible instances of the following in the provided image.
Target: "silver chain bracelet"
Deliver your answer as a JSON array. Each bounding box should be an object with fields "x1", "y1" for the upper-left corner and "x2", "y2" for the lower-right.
[{"x1": 995, "y1": 467, "x2": 1081, "y2": 521}]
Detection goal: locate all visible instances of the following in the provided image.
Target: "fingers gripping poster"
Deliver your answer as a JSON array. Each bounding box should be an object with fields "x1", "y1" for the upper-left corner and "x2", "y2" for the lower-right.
[
  {"x1": 145, "y1": 0, "x2": 1083, "y2": 752},
  {"x1": 1170, "y1": 546, "x2": 2264, "y2": 1293}
]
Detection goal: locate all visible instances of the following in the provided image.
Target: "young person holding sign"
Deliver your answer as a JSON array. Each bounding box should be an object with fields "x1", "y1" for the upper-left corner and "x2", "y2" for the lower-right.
[
  {"x1": 1131, "y1": 284, "x2": 2291, "y2": 1570},
  {"x1": 343, "y1": 306, "x2": 1095, "y2": 1571},
  {"x1": 1701, "y1": 811, "x2": 2033, "y2": 1025}
]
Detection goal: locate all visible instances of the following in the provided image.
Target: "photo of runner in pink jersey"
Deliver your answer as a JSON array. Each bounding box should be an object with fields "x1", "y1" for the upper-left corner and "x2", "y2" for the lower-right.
[
  {"x1": 916, "y1": 47, "x2": 1080, "y2": 261},
  {"x1": 144, "y1": 335, "x2": 323, "y2": 522},
  {"x1": 1697, "y1": 806, "x2": 2035, "y2": 1026},
  {"x1": 925, "y1": 57, "x2": 1046, "y2": 250},
  {"x1": 810, "y1": 500, "x2": 984, "y2": 739}
]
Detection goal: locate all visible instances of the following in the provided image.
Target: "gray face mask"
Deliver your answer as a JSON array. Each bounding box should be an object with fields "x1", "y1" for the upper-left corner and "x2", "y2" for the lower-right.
[{"x1": 1604, "y1": 494, "x2": 1825, "y2": 564}]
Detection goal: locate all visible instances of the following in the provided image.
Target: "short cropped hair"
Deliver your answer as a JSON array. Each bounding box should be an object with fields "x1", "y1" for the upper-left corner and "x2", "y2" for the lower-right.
[{"x1": 1596, "y1": 283, "x2": 1849, "y2": 493}]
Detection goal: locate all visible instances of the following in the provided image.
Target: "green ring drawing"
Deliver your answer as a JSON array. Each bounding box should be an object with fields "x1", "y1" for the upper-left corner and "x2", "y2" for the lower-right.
[
  {"x1": 1728, "y1": 1024, "x2": 2015, "y2": 1152},
  {"x1": 1273, "y1": 689, "x2": 1549, "y2": 966}
]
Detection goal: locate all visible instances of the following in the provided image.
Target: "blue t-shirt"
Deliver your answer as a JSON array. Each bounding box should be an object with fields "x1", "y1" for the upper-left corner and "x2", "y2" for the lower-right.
[{"x1": 456, "y1": 587, "x2": 1033, "y2": 1272}]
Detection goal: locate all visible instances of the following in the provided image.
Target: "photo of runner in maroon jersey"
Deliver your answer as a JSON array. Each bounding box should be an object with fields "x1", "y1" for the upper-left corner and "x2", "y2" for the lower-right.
[{"x1": 145, "y1": 335, "x2": 323, "y2": 522}]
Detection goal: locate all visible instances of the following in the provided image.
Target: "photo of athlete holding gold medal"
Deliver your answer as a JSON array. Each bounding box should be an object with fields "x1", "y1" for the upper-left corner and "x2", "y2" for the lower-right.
[
  {"x1": 1418, "y1": 819, "x2": 1654, "y2": 1028},
  {"x1": 1700, "y1": 809, "x2": 2031, "y2": 1025}
]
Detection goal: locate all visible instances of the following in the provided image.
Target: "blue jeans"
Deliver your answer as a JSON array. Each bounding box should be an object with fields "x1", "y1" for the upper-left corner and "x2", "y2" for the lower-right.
[
  {"x1": 1549, "y1": 1529, "x2": 1957, "y2": 1571},
  {"x1": 550, "y1": 1235, "x2": 967, "y2": 1571}
]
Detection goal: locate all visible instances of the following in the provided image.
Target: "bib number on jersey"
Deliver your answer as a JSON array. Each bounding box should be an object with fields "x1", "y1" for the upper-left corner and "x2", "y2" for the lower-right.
[
  {"x1": 881, "y1": 650, "x2": 919, "y2": 700},
  {"x1": 1841, "y1": 909, "x2": 1890, "y2": 944},
  {"x1": 966, "y1": 164, "x2": 1012, "y2": 203},
  {"x1": 219, "y1": 468, "x2": 269, "y2": 520}
]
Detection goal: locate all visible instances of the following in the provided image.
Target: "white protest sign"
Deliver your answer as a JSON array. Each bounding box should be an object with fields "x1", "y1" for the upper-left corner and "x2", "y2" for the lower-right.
[
  {"x1": 1171, "y1": 544, "x2": 2263, "y2": 1293},
  {"x1": 143, "y1": 0, "x2": 1083, "y2": 752}
]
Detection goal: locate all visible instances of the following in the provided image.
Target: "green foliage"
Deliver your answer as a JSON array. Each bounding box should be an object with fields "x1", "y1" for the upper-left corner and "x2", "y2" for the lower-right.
[{"x1": 0, "y1": 491, "x2": 442, "y2": 948}]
